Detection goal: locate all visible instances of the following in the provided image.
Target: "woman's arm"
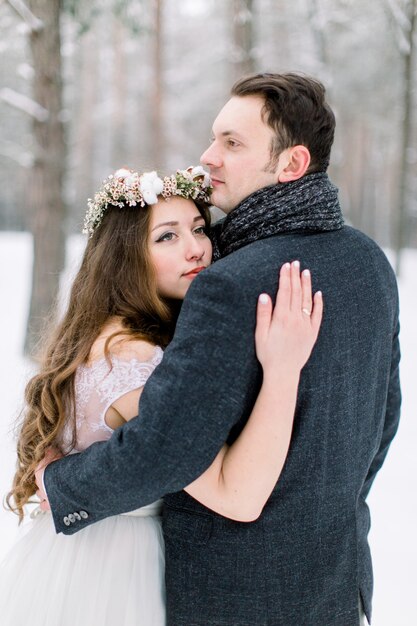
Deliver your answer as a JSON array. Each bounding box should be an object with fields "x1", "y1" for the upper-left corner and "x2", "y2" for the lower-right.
[{"x1": 184, "y1": 260, "x2": 323, "y2": 522}]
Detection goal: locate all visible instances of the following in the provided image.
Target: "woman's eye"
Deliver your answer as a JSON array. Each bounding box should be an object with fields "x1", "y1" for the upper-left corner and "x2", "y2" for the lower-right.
[
  {"x1": 227, "y1": 139, "x2": 239, "y2": 148},
  {"x1": 157, "y1": 232, "x2": 175, "y2": 242},
  {"x1": 194, "y1": 226, "x2": 207, "y2": 236}
]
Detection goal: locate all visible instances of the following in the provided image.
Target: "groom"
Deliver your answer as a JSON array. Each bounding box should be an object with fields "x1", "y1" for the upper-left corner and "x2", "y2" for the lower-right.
[{"x1": 39, "y1": 73, "x2": 400, "y2": 625}]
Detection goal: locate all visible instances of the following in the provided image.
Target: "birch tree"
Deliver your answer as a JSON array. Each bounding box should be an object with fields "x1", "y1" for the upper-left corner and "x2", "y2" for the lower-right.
[{"x1": 22, "y1": 0, "x2": 67, "y2": 356}]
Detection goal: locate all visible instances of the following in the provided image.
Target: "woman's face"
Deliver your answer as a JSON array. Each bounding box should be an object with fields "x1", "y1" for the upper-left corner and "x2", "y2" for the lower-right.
[{"x1": 148, "y1": 196, "x2": 213, "y2": 300}]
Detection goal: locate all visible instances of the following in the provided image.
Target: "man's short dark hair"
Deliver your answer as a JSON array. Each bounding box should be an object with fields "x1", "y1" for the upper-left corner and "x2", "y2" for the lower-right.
[{"x1": 231, "y1": 72, "x2": 336, "y2": 174}]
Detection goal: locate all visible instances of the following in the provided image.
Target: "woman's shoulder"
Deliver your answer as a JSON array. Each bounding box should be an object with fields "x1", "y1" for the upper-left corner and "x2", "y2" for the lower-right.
[
  {"x1": 88, "y1": 321, "x2": 161, "y2": 365},
  {"x1": 110, "y1": 338, "x2": 160, "y2": 363}
]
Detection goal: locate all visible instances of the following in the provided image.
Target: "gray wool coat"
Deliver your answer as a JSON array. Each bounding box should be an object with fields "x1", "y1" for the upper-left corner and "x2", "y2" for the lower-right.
[{"x1": 45, "y1": 225, "x2": 401, "y2": 626}]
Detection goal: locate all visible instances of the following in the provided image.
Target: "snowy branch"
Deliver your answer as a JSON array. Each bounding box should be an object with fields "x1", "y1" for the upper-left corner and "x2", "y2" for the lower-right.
[
  {"x1": 383, "y1": 0, "x2": 413, "y2": 54},
  {"x1": 384, "y1": 0, "x2": 411, "y2": 31},
  {"x1": 0, "y1": 140, "x2": 33, "y2": 167},
  {"x1": 5, "y1": 0, "x2": 43, "y2": 33},
  {"x1": 0, "y1": 88, "x2": 49, "y2": 122}
]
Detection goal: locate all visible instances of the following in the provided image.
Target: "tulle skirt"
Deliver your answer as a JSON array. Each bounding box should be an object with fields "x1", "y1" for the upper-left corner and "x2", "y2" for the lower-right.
[{"x1": 0, "y1": 507, "x2": 166, "y2": 626}]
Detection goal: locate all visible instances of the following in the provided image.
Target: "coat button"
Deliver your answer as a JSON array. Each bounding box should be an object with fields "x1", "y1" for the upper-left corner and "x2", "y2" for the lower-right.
[
  {"x1": 73, "y1": 512, "x2": 81, "y2": 521},
  {"x1": 63, "y1": 516, "x2": 71, "y2": 526},
  {"x1": 68, "y1": 513, "x2": 75, "y2": 523},
  {"x1": 80, "y1": 510, "x2": 89, "y2": 519}
]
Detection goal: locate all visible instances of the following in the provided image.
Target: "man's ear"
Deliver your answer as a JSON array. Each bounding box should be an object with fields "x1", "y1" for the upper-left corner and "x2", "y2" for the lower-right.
[{"x1": 278, "y1": 146, "x2": 311, "y2": 183}]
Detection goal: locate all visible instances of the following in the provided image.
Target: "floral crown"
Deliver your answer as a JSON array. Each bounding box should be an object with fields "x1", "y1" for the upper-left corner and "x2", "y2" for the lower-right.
[{"x1": 83, "y1": 166, "x2": 212, "y2": 238}]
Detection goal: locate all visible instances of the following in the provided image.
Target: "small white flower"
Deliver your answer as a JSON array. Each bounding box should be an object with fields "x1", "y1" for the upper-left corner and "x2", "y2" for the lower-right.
[
  {"x1": 124, "y1": 172, "x2": 139, "y2": 189},
  {"x1": 140, "y1": 171, "x2": 164, "y2": 205},
  {"x1": 114, "y1": 168, "x2": 131, "y2": 180}
]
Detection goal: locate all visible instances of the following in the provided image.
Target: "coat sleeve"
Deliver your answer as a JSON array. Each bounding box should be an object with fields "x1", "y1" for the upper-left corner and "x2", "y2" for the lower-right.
[
  {"x1": 361, "y1": 313, "x2": 401, "y2": 500},
  {"x1": 45, "y1": 265, "x2": 260, "y2": 534}
]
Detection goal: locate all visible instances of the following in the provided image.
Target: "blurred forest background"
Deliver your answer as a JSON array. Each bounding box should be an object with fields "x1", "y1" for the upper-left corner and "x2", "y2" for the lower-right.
[{"x1": 0, "y1": 0, "x2": 416, "y2": 354}]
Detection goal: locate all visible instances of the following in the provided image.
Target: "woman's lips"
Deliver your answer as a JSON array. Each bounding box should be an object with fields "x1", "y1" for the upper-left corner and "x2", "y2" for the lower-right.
[
  {"x1": 183, "y1": 267, "x2": 206, "y2": 278},
  {"x1": 211, "y1": 178, "x2": 224, "y2": 186}
]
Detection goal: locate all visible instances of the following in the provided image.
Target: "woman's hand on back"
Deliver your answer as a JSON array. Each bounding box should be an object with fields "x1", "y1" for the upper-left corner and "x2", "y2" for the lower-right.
[{"x1": 255, "y1": 261, "x2": 323, "y2": 375}]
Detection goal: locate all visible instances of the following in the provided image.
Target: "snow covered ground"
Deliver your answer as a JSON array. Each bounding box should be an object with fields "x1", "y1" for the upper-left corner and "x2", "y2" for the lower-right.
[{"x1": 0, "y1": 232, "x2": 416, "y2": 625}]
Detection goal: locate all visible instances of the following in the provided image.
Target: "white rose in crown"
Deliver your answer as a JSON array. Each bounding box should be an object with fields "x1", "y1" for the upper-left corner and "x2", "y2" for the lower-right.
[
  {"x1": 140, "y1": 171, "x2": 164, "y2": 205},
  {"x1": 189, "y1": 166, "x2": 211, "y2": 188}
]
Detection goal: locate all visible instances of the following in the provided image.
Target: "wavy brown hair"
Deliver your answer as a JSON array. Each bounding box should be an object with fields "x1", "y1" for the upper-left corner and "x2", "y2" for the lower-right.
[{"x1": 6, "y1": 198, "x2": 211, "y2": 521}]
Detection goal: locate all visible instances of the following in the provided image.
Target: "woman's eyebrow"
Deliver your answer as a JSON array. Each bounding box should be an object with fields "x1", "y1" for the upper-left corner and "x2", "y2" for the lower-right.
[
  {"x1": 151, "y1": 216, "x2": 204, "y2": 232},
  {"x1": 151, "y1": 221, "x2": 178, "y2": 232}
]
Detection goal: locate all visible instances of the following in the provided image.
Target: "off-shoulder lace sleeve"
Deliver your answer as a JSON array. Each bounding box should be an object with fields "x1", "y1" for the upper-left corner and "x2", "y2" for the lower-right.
[{"x1": 62, "y1": 346, "x2": 163, "y2": 452}]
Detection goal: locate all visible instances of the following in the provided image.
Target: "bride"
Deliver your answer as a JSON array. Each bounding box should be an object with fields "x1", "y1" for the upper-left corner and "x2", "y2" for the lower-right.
[{"x1": 1, "y1": 166, "x2": 322, "y2": 625}]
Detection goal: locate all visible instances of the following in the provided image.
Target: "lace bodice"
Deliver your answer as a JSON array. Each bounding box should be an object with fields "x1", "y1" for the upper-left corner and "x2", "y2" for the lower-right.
[{"x1": 61, "y1": 346, "x2": 164, "y2": 452}]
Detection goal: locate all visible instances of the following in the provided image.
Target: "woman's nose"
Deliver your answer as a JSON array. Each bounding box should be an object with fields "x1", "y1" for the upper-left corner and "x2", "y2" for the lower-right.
[{"x1": 185, "y1": 236, "x2": 205, "y2": 261}]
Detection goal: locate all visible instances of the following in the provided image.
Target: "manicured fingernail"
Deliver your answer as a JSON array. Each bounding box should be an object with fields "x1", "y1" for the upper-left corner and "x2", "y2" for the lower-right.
[
  {"x1": 303, "y1": 269, "x2": 310, "y2": 277},
  {"x1": 259, "y1": 293, "x2": 269, "y2": 304},
  {"x1": 316, "y1": 291, "x2": 322, "y2": 297},
  {"x1": 293, "y1": 260, "x2": 300, "y2": 268},
  {"x1": 283, "y1": 262, "x2": 290, "y2": 270}
]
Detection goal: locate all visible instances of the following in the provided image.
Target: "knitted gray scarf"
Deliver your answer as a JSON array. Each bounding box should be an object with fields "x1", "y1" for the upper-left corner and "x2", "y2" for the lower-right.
[{"x1": 211, "y1": 172, "x2": 344, "y2": 260}]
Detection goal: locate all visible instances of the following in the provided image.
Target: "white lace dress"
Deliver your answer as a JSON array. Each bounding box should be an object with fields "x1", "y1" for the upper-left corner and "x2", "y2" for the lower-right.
[{"x1": 0, "y1": 346, "x2": 166, "y2": 626}]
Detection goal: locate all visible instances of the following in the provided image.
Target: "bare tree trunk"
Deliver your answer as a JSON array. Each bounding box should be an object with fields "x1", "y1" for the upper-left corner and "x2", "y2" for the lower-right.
[
  {"x1": 25, "y1": 0, "x2": 66, "y2": 356},
  {"x1": 232, "y1": 0, "x2": 256, "y2": 80},
  {"x1": 394, "y1": 0, "x2": 416, "y2": 275},
  {"x1": 150, "y1": 0, "x2": 164, "y2": 167},
  {"x1": 342, "y1": 118, "x2": 369, "y2": 230}
]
